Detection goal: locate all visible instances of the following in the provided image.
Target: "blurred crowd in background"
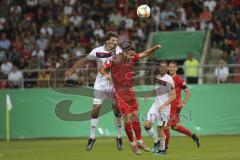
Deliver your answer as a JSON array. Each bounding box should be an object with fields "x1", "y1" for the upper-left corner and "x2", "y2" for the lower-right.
[{"x1": 0, "y1": 0, "x2": 240, "y2": 88}]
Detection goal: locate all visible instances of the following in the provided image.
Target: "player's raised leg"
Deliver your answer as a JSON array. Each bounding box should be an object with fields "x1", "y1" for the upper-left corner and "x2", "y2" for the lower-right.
[
  {"x1": 171, "y1": 125, "x2": 200, "y2": 148},
  {"x1": 131, "y1": 111, "x2": 150, "y2": 152},
  {"x1": 144, "y1": 120, "x2": 160, "y2": 153},
  {"x1": 123, "y1": 113, "x2": 141, "y2": 155},
  {"x1": 155, "y1": 124, "x2": 167, "y2": 156}
]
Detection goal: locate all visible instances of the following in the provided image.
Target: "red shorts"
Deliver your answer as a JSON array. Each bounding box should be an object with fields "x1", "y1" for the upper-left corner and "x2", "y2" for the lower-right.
[
  {"x1": 168, "y1": 105, "x2": 181, "y2": 126},
  {"x1": 115, "y1": 89, "x2": 138, "y2": 116}
]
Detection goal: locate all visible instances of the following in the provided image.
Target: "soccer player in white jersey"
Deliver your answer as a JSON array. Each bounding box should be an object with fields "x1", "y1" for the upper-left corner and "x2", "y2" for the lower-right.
[
  {"x1": 65, "y1": 32, "x2": 123, "y2": 151},
  {"x1": 144, "y1": 61, "x2": 176, "y2": 155}
]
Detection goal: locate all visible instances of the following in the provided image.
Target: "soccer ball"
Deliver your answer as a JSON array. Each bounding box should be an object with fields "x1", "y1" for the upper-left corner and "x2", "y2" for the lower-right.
[{"x1": 137, "y1": 5, "x2": 151, "y2": 18}]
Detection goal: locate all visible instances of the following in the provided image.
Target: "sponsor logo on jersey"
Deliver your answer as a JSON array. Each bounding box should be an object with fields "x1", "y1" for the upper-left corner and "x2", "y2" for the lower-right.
[{"x1": 96, "y1": 52, "x2": 112, "y2": 58}]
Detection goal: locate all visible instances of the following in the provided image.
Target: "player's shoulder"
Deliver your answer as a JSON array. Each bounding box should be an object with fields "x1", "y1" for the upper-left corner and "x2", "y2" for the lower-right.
[
  {"x1": 164, "y1": 74, "x2": 174, "y2": 83},
  {"x1": 90, "y1": 46, "x2": 104, "y2": 52},
  {"x1": 174, "y1": 74, "x2": 183, "y2": 81},
  {"x1": 116, "y1": 46, "x2": 122, "y2": 54},
  {"x1": 164, "y1": 74, "x2": 173, "y2": 79}
]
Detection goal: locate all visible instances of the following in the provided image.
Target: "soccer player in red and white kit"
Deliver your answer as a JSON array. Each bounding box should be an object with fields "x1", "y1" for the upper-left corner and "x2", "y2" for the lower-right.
[
  {"x1": 164, "y1": 61, "x2": 200, "y2": 149},
  {"x1": 100, "y1": 41, "x2": 162, "y2": 155},
  {"x1": 65, "y1": 32, "x2": 123, "y2": 151}
]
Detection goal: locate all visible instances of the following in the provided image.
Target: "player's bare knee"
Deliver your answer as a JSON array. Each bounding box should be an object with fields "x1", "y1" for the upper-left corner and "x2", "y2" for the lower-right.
[
  {"x1": 144, "y1": 121, "x2": 152, "y2": 130},
  {"x1": 91, "y1": 105, "x2": 101, "y2": 118}
]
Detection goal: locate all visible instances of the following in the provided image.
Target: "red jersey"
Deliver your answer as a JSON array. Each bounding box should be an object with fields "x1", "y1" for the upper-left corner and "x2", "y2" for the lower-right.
[
  {"x1": 104, "y1": 53, "x2": 139, "y2": 91},
  {"x1": 103, "y1": 53, "x2": 140, "y2": 115},
  {"x1": 171, "y1": 74, "x2": 186, "y2": 108}
]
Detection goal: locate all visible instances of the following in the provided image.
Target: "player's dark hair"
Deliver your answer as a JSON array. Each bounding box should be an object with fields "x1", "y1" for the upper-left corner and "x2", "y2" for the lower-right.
[
  {"x1": 169, "y1": 61, "x2": 178, "y2": 66},
  {"x1": 159, "y1": 61, "x2": 168, "y2": 66},
  {"x1": 119, "y1": 40, "x2": 134, "y2": 51},
  {"x1": 105, "y1": 32, "x2": 118, "y2": 41}
]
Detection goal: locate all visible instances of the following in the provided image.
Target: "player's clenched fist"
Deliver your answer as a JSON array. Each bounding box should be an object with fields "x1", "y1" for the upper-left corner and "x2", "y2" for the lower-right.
[{"x1": 154, "y1": 45, "x2": 162, "y2": 50}]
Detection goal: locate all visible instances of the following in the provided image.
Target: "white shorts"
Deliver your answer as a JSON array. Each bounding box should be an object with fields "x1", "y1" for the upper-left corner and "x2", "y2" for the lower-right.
[
  {"x1": 146, "y1": 100, "x2": 170, "y2": 126},
  {"x1": 93, "y1": 88, "x2": 115, "y2": 105}
]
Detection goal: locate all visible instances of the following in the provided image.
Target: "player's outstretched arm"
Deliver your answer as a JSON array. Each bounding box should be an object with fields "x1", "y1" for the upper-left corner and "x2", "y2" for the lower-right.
[
  {"x1": 144, "y1": 89, "x2": 156, "y2": 101},
  {"x1": 138, "y1": 45, "x2": 162, "y2": 59},
  {"x1": 65, "y1": 57, "x2": 90, "y2": 77}
]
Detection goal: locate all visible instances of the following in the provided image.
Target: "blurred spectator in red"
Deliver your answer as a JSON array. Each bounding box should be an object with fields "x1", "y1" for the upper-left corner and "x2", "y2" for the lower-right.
[
  {"x1": 12, "y1": 34, "x2": 23, "y2": 51},
  {"x1": 231, "y1": 0, "x2": 240, "y2": 9},
  {"x1": 199, "y1": 7, "x2": 212, "y2": 30}
]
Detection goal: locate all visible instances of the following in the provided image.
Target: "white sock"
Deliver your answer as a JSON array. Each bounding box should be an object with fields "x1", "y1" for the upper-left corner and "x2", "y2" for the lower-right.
[
  {"x1": 137, "y1": 140, "x2": 143, "y2": 144},
  {"x1": 159, "y1": 137, "x2": 166, "y2": 151},
  {"x1": 130, "y1": 141, "x2": 136, "y2": 146},
  {"x1": 115, "y1": 116, "x2": 122, "y2": 138},
  {"x1": 146, "y1": 128, "x2": 159, "y2": 143},
  {"x1": 90, "y1": 118, "x2": 99, "y2": 139}
]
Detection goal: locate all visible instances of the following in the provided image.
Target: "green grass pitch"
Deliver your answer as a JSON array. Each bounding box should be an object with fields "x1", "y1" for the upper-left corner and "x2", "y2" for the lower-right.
[{"x1": 0, "y1": 136, "x2": 240, "y2": 160}]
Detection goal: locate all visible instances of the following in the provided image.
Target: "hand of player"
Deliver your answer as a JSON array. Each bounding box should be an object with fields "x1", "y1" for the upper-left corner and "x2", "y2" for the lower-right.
[
  {"x1": 158, "y1": 104, "x2": 165, "y2": 112},
  {"x1": 154, "y1": 45, "x2": 162, "y2": 50},
  {"x1": 178, "y1": 102, "x2": 186, "y2": 108}
]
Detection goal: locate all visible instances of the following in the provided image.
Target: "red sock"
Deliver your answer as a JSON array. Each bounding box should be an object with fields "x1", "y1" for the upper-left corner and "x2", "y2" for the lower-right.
[
  {"x1": 164, "y1": 127, "x2": 170, "y2": 147},
  {"x1": 175, "y1": 125, "x2": 193, "y2": 137},
  {"x1": 124, "y1": 121, "x2": 134, "y2": 142},
  {"x1": 132, "y1": 120, "x2": 142, "y2": 141}
]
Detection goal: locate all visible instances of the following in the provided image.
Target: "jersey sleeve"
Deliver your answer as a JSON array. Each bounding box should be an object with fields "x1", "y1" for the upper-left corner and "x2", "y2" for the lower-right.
[
  {"x1": 116, "y1": 46, "x2": 122, "y2": 55},
  {"x1": 87, "y1": 48, "x2": 97, "y2": 60},
  {"x1": 178, "y1": 76, "x2": 187, "y2": 89},
  {"x1": 131, "y1": 53, "x2": 140, "y2": 64}
]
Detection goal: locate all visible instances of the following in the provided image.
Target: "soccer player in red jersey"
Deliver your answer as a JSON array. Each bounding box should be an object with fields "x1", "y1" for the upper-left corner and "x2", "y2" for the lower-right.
[
  {"x1": 164, "y1": 61, "x2": 200, "y2": 149},
  {"x1": 100, "y1": 41, "x2": 161, "y2": 155}
]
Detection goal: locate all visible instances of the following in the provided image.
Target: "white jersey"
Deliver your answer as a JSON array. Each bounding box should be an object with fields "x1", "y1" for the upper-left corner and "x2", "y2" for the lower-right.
[
  {"x1": 153, "y1": 73, "x2": 175, "y2": 112},
  {"x1": 147, "y1": 73, "x2": 174, "y2": 126},
  {"x1": 87, "y1": 45, "x2": 122, "y2": 90}
]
